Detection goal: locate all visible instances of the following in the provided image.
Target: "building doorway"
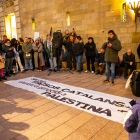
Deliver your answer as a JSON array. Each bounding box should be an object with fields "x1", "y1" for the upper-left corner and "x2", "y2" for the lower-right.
[{"x1": 5, "y1": 13, "x2": 17, "y2": 40}]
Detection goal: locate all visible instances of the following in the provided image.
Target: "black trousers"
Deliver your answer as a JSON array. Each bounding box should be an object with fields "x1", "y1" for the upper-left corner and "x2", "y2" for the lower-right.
[
  {"x1": 67, "y1": 51, "x2": 76, "y2": 69},
  {"x1": 124, "y1": 63, "x2": 136, "y2": 76},
  {"x1": 86, "y1": 56, "x2": 95, "y2": 71}
]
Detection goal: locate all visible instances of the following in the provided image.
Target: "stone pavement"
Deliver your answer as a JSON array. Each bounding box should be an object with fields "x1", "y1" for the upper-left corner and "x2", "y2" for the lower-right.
[{"x1": 0, "y1": 69, "x2": 140, "y2": 140}]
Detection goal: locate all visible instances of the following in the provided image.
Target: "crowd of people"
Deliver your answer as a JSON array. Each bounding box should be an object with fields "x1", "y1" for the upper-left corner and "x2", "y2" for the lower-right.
[{"x1": 0, "y1": 29, "x2": 139, "y2": 85}]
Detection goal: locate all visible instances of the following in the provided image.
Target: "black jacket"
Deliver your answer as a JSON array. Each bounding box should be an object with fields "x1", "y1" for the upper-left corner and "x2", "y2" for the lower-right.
[
  {"x1": 84, "y1": 41, "x2": 96, "y2": 57},
  {"x1": 73, "y1": 41, "x2": 84, "y2": 56},
  {"x1": 3, "y1": 45, "x2": 14, "y2": 58},
  {"x1": 96, "y1": 52, "x2": 105, "y2": 63},
  {"x1": 137, "y1": 44, "x2": 140, "y2": 59},
  {"x1": 66, "y1": 41, "x2": 74, "y2": 52},
  {"x1": 15, "y1": 44, "x2": 22, "y2": 52},
  {"x1": 122, "y1": 53, "x2": 135, "y2": 65}
]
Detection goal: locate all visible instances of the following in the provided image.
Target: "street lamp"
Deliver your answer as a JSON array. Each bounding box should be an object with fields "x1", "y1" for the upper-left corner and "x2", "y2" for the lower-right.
[{"x1": 129, "y1": 1, "x2": 140, "y2": 31}]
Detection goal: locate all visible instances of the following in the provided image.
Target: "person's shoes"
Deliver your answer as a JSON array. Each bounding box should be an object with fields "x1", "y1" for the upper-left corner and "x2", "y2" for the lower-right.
[
  {"x1": 25, "y1": 69, "x2": 28, "y2": 71},
  {"x1": 37, "y1": 70, "x2": 39, "y2": 72},
  {"x1": 100, "y1": 71, "x2": 103, "y2": 75},
  {"x1": 96, "y1": 70, "x2": 100, "y2": 75},
  {"x1": 5, "y1": 72, "x2": 10, "y2": 76},
  {"x1": 54, "y1": 69, "x2": 57, "y2": 72},
  {"x1": 124, "y1": 75, "x2": 128, "y2": 79},
  {"x1": 49, "y1": 69, "x2": 53, "y2": 71},
  {"x1": 85, "y1": 70, "x2": 89, "y2": 73},
  {"x1": 77, "y1": 70, "x2": 81, "y2": 73},
  {"x1": 2, "y1": 76, "x2": 7, "y2": 80},
  {"x1": 111, "y1": 81, "x2": 114, "y2": 86},
  {"x1": 21, "y1": 70, "x2": 25, "y2": 73},
  {"x1": 10, "y1": 70, "x2": 14, "y2": 74},
  {"x1": 103, "y1": 80, "x2": 110, "y2": 83},
  {"x1": 92, "y1": 71, "x2": 94, "y2": 74},
  {"x1": 39, "y1": 70, "x2": 42, "y2": 72},
  {"x1": 0, "y1": 77, "x2": 2, "y2": 81},
  {"x1": 67, "y1": 68, "x2": 70, "y2": 71},
  {"x1": 31, "y1": 69, "x2": 34, "y2": 71},
  {"x1": 72, "y1": 68, "x2": 75, "y2": 71}
]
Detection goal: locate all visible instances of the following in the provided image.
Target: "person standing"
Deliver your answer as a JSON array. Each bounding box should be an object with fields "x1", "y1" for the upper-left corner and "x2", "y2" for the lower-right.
[
  {"x1": 3, "y1": 39, "x2": 14, "y2": 76},
  {"x1": 66, "y1": 35, "x2": 76, "y2": 71},
  {"x1": 11, "y1": 38, "x2": 24, "y2": 73},
  {"x1": 102, "y1": 30, "x2": 122, "y2": 85},
  {"x1": 22, "y1": 37, "x2": 34, "y2": 71},
  {"x1": 73, "y1": 36, "x2": 84, "y2": 73},
  {"x1": 18, "y1": 38, "x2": 24, "y2": 46},
  {"x1": 45, "y1": 34, "x2": 57, "y2": 72},
  {"x1": 84, "y1": 37, "x2": 96, "y2": 74},
  {"x1": 33, "y1": 39, "x2": 45, "y2": 71}
]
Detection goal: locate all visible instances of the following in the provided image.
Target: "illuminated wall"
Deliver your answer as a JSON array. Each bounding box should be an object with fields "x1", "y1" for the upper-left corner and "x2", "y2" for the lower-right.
[{"x1": 5, "y1": 13, "x2": 17, "y2": 40}]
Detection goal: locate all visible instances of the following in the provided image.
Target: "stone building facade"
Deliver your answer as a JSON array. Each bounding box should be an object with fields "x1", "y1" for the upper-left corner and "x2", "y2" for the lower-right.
[{"x1": 0, "y1": 0, "x2": 140, "y2": 61}]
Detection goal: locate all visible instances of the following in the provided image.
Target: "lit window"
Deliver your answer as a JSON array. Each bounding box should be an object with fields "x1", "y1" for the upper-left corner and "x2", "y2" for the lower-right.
[
  {"x1": 32, "y1": 18, "x2": 35, "y2": 30},
  {"x1": 66, "y1": 12, "x2": 70, "y2": 26},
  {"x1": 122, "y1": 2, "x2": 126, "y2": 22}
]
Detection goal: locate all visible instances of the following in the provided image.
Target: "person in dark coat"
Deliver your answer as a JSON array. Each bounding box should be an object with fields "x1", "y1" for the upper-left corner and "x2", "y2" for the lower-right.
[
  {"x1": 102, "y1": 30, "x2": 122, "y2": 85},
  {"x1": 66, "y1": 35, "x2": 76, "y2": 71},
  {"x1": 3, "y1": 39, "x2": 14, "y2": 76},
  {"x1": 137, "y1": 44, "x2": 140, "y2": 61},
  {"x1": 73, "y1": 36, "x2": 84, "y2": 73},
  {"x1": 123, "y1": 100, "x2": 140, "y2": 140},
  {"x1": 84, "y1": 37, "x2": 96, "y2": 74},
  {"x1": 94, "y1": 48, "x2": 105, "y2": 75},
  {"x1": 121, "y1": 49, "x2": 136, "y2": 79},
  {"x1": 22, "y1": 37, "x2": 33, "y2": 71},
  {"x1": 16, "y1": 40, "x2": 24, "y2": 66}
]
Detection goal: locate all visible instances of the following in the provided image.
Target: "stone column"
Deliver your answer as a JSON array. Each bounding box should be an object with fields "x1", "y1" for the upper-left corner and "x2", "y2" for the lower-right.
[
  {"x1": 14, "y1": 0, "x2": 21, "y2": 39},
  {"x1": 0, "y1": 1, "x2": 4, "y2": 41}
]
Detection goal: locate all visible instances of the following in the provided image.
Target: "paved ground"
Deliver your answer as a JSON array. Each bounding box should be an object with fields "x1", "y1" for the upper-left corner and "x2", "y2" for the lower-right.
[{"x1": 0, "y1": 69, "x2": 140, "y2": 140}]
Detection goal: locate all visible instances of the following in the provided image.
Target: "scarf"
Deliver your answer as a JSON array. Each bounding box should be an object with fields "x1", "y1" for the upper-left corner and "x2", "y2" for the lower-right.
[{"x1": 47, "y1": 39, "x2": 52, "y2": 53}]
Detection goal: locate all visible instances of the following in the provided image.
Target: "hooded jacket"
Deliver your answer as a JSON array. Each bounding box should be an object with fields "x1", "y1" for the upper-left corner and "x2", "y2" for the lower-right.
[
  {"x1": 73, "y1": 40, "x2": 84, "y2": 56},
  {"x1": 124, "y1": 100, "x2": 140, "y2": 140},
  {"x1": 102, "y1": 35, "x2": 122, "y2": 63},
  {"x1": 84, "y1": 40, "x2": 96, "y2": 57}
]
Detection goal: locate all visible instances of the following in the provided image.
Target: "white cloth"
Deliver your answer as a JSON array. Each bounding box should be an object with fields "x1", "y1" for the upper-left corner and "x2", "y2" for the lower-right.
[{"x1": 123, "y1": 110, "x2": 133, "y2": 127}]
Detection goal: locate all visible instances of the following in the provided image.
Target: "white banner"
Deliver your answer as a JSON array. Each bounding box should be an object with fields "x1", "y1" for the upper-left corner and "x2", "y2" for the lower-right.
[{"x1": 5, "y1": 77, "x2": 132, "y2": 124}]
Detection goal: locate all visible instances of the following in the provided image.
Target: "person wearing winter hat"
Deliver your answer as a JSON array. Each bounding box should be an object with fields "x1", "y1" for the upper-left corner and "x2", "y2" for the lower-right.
[{"x1": 1, "y1": 35, "x2": 7, "y2": 45}]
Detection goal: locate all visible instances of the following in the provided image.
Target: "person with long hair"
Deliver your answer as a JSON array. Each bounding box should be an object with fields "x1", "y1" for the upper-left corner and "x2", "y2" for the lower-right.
[
  {"x1": 18, "y1": 38, "x2": 24, "y2": 46},
  {"x1": 33, "y1": 39, "x2": 45, "y2": 71},
  {"x1": 11, "y1": 38, "x2": 24, "y2": 73},
  {"x1": 84, "y1": 37, "x2": 96, "y2": 74},
  {"x1": 66, "y1": 35, "x2": 76, "y2": 71},
  {"x1": 73, "y1": 36, "x2": 84, "y2": 73}
]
